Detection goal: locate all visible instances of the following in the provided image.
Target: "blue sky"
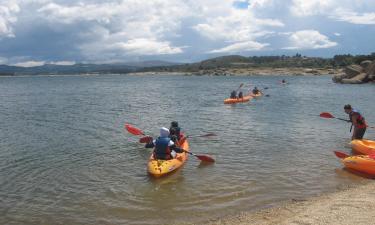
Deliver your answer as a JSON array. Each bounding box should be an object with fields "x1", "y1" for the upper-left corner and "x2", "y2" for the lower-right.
[{"x1": 0, "y1": 0, "x2": 375, "y2": 66}]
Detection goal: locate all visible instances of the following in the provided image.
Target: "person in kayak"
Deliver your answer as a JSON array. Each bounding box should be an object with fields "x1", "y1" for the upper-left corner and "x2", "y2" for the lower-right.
[
  {"x1": 252, "y1": 87, "x2": 260, "y2": 95},
  {"x1": 344, "y1": 104, "x2": 367, "y2": 140},
  {"x1": 169, "y1": 121, "x2": 181, "y2": 142},
  {"x1": 281, "y1": 79, "x2": 286, "y2": 84},
  {"x1": 230, "y1": 90, "x2": 237, "y2": 99},
  {"x1": 145, "y1": 127, "x2": 183, "y2": 160},
  {"x1": 238, "y1": 91, "x2": 243, "y2": 98}
]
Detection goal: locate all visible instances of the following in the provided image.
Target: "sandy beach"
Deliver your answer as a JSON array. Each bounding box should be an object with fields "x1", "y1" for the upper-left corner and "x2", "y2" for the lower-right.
[{"x1": 192, "y1": 181, "x2": 375, "y2": 225}]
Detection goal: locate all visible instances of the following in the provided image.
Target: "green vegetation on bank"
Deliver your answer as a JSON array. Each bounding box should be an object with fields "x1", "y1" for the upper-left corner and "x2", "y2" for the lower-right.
[{"x1": 142, "y1": 53, "x2": 375, "y2": 73}]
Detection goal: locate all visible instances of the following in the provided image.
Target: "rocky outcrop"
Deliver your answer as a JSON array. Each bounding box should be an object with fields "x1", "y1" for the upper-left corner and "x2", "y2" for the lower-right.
[{"x1": 332, "y1": 60, "x2": 375, "y2": 84}]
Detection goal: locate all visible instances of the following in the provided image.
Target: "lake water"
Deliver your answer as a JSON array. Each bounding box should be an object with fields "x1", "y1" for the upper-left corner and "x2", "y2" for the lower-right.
[{"x1": 0, "y1": 74, "x2": 374, "y2": 225}]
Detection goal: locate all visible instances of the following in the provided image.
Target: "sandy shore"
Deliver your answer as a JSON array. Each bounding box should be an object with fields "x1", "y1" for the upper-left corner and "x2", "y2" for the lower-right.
[{"x1": 192, "y1": 181, "x2": 375, "y2": 225}]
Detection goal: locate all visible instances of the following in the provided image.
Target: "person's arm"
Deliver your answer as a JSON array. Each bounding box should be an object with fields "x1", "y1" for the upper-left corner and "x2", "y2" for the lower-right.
[
  {"x1": 145, "y1": 140, "x2": 155, "y2": 148},
  {"x1": 168, "y1": 140, "x2": 184, "y2": 153}
]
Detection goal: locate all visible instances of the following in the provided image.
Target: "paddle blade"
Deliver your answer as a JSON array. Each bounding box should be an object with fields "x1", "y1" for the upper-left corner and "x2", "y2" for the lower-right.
[
  {"x1": 125, "y1": 124, "x2": 144, "y2": 135},
  {"x1": 199, "y1": 133, "x2": 217, "y2": 137},
  {"x1": 334, "y1": 151, "x2": 349, "y2": 159},
  {"x1": 320, "y1": 112, "x2": 334, "y2": 118},
  {"x1": 369, "y1": 154, "x2": 375, "y2": 160},
  {"x1": 196, "y1": 154, "x2": 215, "y2": 163},
  {"x1": 139, "y1": 136, "x2": 153, "y2": 143}
]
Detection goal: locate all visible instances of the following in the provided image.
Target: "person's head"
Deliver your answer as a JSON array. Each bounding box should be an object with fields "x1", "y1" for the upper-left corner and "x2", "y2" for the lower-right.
[
  {"x1": 344, "y1": 104, "x2": 352, "y2": 114},
  {"x1": 254, "y1": 86, "x2": 258, "y2": 89},
  {"x1": 160, "y1": 127, "x2": 170, "y2": 137},
  {"x1": 171, "y1": 121, "x2": 178, "y2": 128}
]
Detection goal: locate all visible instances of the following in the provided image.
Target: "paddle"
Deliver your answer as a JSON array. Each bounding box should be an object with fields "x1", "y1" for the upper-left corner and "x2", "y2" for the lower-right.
[
  {"x1": 320, "y1": 112, "x2": 375, "y2": 128},
  {"x1": 125, "y1": 123, "x2": 145, "y2": 135},
  {"x1": 183, "y1": 150, "x2": 215, "y2": 163},
  {"x1": 236, "y1": 83, "x2": 244, "y2": 92},
  {"x1": 319, "y1": 112, "x2": 349, "y2": 122},
  {"x1": 334, "y1": 151, "x2": 349, "y2": 159}
]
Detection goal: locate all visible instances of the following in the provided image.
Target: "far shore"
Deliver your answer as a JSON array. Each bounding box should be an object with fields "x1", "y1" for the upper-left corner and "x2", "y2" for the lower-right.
[
  {"x1": 180, "y1": 181, "x2": 375, "y2": 225},
  {"x1": 128, "y1": 67, "x2": 343, "y2": 76}
]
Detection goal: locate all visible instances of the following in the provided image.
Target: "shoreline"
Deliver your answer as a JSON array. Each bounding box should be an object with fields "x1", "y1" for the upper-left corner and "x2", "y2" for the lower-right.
[
  {"x1": 191, "y1": 181, "x2": 375, "y2": 225},
  {"x1": 130, "y1": 67, "x2": 343, "y2": 76}
]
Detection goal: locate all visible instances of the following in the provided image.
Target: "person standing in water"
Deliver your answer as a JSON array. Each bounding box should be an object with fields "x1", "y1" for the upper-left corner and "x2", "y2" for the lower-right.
[{"x1": 344, "y1": 104, "x2": 367, "y2": 140}]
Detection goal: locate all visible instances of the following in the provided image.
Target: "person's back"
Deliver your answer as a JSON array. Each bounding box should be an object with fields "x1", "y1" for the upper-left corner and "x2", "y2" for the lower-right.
[
  {"x1": 145, "y1": 127, "x2": 182, "y2": 160},
  {"x1": 238, "y1": 91, "x2": 243, "y2": 98},
  {"x1": 230, "y1": 90, "x2": 237, "y2": 99}
]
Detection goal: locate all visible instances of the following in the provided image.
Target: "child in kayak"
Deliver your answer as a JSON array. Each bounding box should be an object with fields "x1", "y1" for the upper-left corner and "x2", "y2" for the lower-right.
[
  {"x1": 169, "y1": 121, "x2": 181, "y2": 142},
  {"x1": 145, "y1": 127, "x2": 183, "y2": 160}
]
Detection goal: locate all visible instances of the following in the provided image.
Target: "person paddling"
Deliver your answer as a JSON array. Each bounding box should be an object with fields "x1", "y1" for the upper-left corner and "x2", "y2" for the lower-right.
[
  {"x1": 238, "y1": 91, "x2": 243, "y2": 98},
  {"x1": 252, "y1": 86, "x2": 260, "y2": 95},
  {"x1": 344, "y1": 104, "x2": 367, "y2": 140},
  {"x1": 145, "y1": 127, "x2": 183, "y2": 160},
  {"x1": 230, "y1": 90, "x2": 237, "y2": 99}
]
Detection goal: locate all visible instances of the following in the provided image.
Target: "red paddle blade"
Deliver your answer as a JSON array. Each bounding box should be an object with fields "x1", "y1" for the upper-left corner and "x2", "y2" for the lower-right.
[
  {"x1": 320, "y1": 112, "x2": 334, "y2": 118},
  {"x1": 334, "y1": 151, "x2": 349, "y2": 159},
  {"x1": 139, "y1": 136, "x2": 153, "y2": 143},
  {"x1": 369, "y1": 154, "x2": 375, "y2": 160},
  {"x1": 196, "y1": 154, "x2": 215, "y2": 163},
  {"x1": 200, "y1": 133, "x2": 217, "y2": 137},
  {"x1": 125, "y1": 124, "x2": 144, "y2": 135}
]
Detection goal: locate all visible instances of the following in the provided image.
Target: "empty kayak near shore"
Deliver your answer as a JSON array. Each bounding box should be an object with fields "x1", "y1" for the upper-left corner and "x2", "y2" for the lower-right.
[
  {"x1": 342, "y1": 155, "x2": 375, "y2": 175},
  {"x1": 224, "y1": 95, "x2": 252, "y2": 104},
  {"x1": 147, "y1": 137, "x2": 189, "y2": 178},
  {"x1": 351, "y1": 139, "x2": 375, "y2": 155}
]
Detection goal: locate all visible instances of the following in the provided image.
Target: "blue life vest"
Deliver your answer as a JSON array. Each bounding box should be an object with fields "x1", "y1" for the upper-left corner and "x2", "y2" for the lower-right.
[{"x1": 154, "y1": 137, "x2": 172, "y2": 160}]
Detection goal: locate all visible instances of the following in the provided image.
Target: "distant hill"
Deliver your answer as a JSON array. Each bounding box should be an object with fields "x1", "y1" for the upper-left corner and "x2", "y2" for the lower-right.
[{"x1": 1, "y1": 53, "x2": 375, "y2": 76}]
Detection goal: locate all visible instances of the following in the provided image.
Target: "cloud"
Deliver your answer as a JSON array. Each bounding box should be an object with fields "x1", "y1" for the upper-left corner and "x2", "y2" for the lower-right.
[
  {"x1": 284, "y1": 30, "x2": 337, "y2": 49},
  {"x1": 113, "y1": 38, "x2": 183, "y2": 55},
  {"x1": 0, "y1": 1, "x2": 20, "y2": 38},
  {"x1": 209, "y1": 41, "x2": 269, "y2": 53},
  {"x1": 13, "y1": 60, "x2": 45, "y2": 67},
  {"x1": 333, "y1": 9, "x2": 375, "y2": 25},
  {"x1": 290, "y1": 0, "x2": 375, "y2": 25},
  {"x1": 50, "y1": 60, "x2": 75, "y2": 65},
  {"x1": 194, "y1": 7, "x2": 283, "y2": 42}
]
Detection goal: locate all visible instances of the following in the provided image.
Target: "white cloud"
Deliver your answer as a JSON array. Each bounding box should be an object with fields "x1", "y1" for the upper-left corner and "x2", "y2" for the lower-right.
[
  {"x1": 13, "y1": 60, "x2": 45, "y2": 67},
  {"x1": 291, "y1": 0, "x2": 375, "y2": 25},
  {"x1": 114, "y1": 38, "x2": 183, "y2": 55},
  {"x1": 334, "y1": 32, "x2": 341, "y2": 36},
  {"x1": 209, "y1": 41, "x2": 269, "y2": 53},
  {"x1": 284, "y1": 30, "x2": 337, "y2": 49},
  {"x1": 50, "y1": 60, "x2": 75, "y2": 65},
  {"x1": 194, "y1": 7, "x2": 283, "y2": 42},
  {"x1": 0, "y1": 0, "x2": 20, "y2": 37},
  {"x1": 333, "y1": 9, "x2": 375, "y2": 25}
]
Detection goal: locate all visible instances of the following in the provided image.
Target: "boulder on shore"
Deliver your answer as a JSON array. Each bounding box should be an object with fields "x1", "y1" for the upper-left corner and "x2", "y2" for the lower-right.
[{"x1": 341, "y1": 73, "x2": 368, "y2": 84}]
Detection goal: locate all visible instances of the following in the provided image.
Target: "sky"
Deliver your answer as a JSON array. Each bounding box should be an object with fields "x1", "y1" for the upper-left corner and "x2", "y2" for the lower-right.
[{"x1": 0, "y1": 0, "x2": 375, "y2": 66}]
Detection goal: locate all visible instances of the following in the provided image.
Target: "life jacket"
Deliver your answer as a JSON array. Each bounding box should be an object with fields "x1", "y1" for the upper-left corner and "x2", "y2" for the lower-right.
[
  {"x1": 349, "y1": 110, "x2": 367, "y2": 129},
  {"x1": 154, "y1": 137, "x2": 172, "y2": 160}
]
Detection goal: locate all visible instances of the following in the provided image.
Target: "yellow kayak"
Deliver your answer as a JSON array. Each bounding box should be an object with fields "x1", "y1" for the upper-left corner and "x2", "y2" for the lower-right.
[
  {"x1": 147, "y1": 137, "x2": 189, "y2": 178},
  {"x1": 351, "y1": 139, "x2": 375, "y2": 155},
  {"x1": 250, "y1": 92, "x2": 262, "y2": 97},
  {"x1": 224, "y1": 95, "x2": 252, "y2": 104}
]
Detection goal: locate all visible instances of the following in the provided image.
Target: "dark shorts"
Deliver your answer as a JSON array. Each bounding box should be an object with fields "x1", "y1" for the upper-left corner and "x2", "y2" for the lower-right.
[{"x1": 353, "y1": 127, "x2": 366, "y2": 139}]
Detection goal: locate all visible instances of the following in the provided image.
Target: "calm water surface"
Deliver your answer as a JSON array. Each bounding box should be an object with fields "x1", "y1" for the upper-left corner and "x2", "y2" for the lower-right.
[{"x1": 0, "y1": 74, "x2": 374, "y2": 224}]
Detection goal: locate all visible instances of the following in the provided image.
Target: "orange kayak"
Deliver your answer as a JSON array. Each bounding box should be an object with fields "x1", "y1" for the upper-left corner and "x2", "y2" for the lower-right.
[
  {"x1": 147, "y1": 137, "x2": 189, "y2": 178},
  {"x1": 224, "y1": 95, "x2": 252, "y2": 104},
  {"x1": 351, "y1": 139, "x2": 375, "y2": 155},
  {"x1": 342, "y1": 155, "x2": 375, "y2": 175}
]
